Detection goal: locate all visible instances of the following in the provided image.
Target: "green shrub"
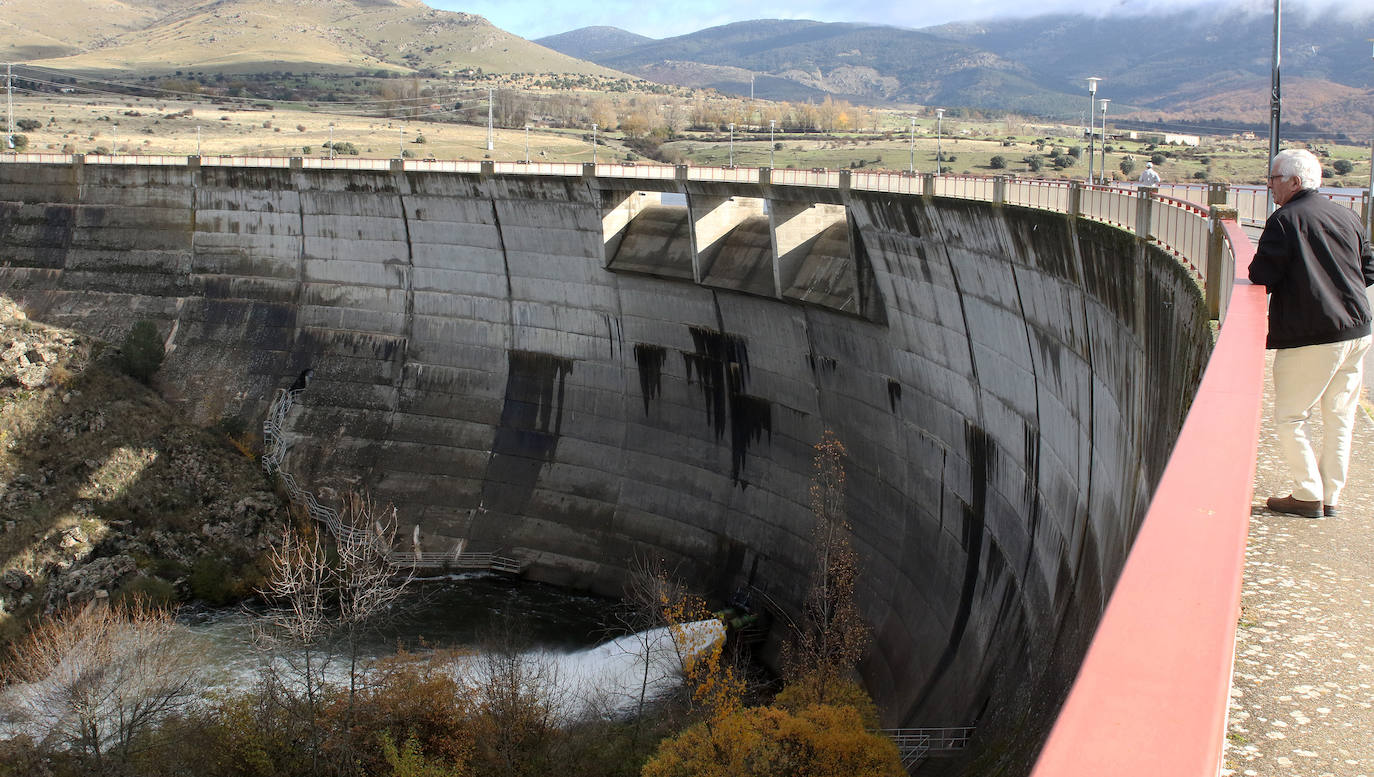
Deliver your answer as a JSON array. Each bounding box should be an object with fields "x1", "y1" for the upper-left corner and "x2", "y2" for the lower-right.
[
  {"x1": 1333, "y1": 159, "x2": 1354, "y2": 175},
  {"x1": 189, "y1": 557, "x2": 236, "y2": 605},
  {"x1": 989, "y1": 155, "x2": 1007, "y2": 169},
  {"x1": 115, "y1": 575, "x2": 178, "y2": 607},
  {"x1": 119, "y1": 320, "x2": 165, "y2": 383}
]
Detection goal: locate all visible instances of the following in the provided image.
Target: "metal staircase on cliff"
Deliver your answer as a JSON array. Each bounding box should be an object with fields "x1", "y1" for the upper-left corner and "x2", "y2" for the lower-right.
[{"x1": 261, "y1": 382, "x2": 525, "y2": 575}]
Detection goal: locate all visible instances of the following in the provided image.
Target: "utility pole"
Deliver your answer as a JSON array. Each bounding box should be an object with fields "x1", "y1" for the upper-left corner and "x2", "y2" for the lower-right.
[
  {"x1": 1269, "y1": 0, "x2": 1282, "y2": 214},
  {"x1": 5, "y1": 63, "x2": 12, "y2": 152},
  {"x1": 524, "y1": 124, "x2": 530, "y2": 163},
  {"x1": 399, "y1": 126, "x2": 404, "y2": 159},
  {"x1": 592, "y1": 122, "x2": 597, "y2": 164},
  {"x1": 935, "y1": 108, "x2": 944, "y2": 175},
  {"x1": 769, "y1": 119, "x2": 775, "y2": 168},
  {"x1": 196, "y1": 125, "x2": 201, "y2": 156},
  {"x1": 909, "y1": 117, "x2": 916, "y2": 174},
  {"x1": 486, "y1": 87, "x2": 494, "y2": 151}
]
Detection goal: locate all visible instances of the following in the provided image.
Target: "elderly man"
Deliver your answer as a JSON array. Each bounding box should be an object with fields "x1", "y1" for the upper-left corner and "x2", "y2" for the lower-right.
[
  {"x1": 1138, "y1": 161, "x2": 1161, "y2": 187},
  {"x1": 1249, "y1": 148, "x2": 1374, "y2": 517}
]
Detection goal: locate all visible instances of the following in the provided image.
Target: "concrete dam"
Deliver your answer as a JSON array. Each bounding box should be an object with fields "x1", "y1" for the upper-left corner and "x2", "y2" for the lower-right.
[{"x1": 0, "y1": 160, "x2": 1212, "y2": 772}]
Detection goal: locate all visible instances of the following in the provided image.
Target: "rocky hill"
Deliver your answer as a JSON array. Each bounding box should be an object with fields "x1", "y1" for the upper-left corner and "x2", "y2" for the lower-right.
[
  {"x1": 0, "y1": 0, "x2": 620, "y2": 76},
  {"x1": 0, "y1": 297, "x2": 288, "y2": 643}
]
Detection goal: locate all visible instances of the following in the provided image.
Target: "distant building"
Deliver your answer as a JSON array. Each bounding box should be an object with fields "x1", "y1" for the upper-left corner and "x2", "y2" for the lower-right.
[{"x1": 1163, "y1": 133, "x2": 1201, "y2": 146}]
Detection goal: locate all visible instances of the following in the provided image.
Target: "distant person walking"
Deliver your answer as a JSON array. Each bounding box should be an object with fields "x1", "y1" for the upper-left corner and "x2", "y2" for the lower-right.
[
  {"x1": 1137, "y1": 161, "x2": 1161, "y2": 187},
  {"x1": 1249, "y1": 148, "x2": 1374, "y2": 518}
]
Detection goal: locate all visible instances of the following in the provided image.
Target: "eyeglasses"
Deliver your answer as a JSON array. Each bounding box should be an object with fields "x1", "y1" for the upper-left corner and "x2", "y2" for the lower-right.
[{"x1": 1267, "y1": 174, "x2": 1287, "y2": 182}]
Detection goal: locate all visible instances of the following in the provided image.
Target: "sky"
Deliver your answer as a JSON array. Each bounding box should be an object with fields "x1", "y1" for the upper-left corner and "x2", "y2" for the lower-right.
[{"x1": 429, "y1": 0, "x2": 1373, "y2": 41}]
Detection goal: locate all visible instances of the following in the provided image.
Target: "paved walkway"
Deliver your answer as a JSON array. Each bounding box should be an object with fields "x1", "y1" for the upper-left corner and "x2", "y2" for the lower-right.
[{"x1": 1223, "y1": 348, "x2": 1374, "y2": 777}]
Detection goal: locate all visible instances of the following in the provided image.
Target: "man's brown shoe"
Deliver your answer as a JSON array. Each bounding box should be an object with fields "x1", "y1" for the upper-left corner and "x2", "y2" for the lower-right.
[
  {"x1": 1324, "y1": 504, "x2": 1337, "y2": 517},
  {"x1": 1266, "y1": 495, "x2": 1322, "y2": 518}
]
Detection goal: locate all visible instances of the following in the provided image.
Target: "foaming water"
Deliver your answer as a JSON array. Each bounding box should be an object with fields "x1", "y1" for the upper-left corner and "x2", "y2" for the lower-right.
[{"x1": 2, "y1": 577, "x2": 726, "y2": 738}]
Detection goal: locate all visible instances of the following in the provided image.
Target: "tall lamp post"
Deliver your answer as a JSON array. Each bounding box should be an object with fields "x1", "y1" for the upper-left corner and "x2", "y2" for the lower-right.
[
  {"x1": 591, "y1": 123, "x2": 597, "y2": 165},
  {"x1": 1086, "y1": 77, "x2": 1101, "y2": 184},
  {"x1": 1098, "y1": 99, "x2": 1111, "y2": 183},
  {"x1": 935, "y1": 108, "x2": 944, "y2": 175},
  {"x1": 728, "y1": 122, "x2": 735, "y2": 167},
  {"x1": 1268, "y1": 0, "x2": 1282, "y2": 214},
  {"x1": 524, "y1": 125, "x2": 531, "y2": 164},
  {"x1": 1367, "y1": 40, "x2": 1373, "y2": 233},
  {"x1": 909, "y1": 117, "x2": 917, "y2": 174},
  {"x1": 769, "y1": 119, "x2": 775, "y2": 167}
]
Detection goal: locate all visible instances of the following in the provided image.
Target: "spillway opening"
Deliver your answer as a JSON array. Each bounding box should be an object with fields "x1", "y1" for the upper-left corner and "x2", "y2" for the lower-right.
[{"x1": 601, "y1": 189, "x2": 694, "y2": 280}]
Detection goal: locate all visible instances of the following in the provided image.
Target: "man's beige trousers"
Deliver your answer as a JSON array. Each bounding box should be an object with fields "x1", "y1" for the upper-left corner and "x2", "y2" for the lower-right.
[{"x1": 1273, "y1": 334, "x2": 1372, "y2": 505}]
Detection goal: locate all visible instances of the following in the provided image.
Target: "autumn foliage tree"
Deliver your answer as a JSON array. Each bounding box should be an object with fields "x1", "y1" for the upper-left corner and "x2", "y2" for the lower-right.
[{"x1": 781, "y1": 431, "x2": 871, "y2": 705}]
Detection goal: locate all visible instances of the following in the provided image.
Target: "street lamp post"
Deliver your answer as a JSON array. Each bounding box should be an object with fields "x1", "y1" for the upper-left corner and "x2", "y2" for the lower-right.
[
  {"x1": 1086, "y1": 77, "x2": 1101, "y2": 184},
  {"x1": 592, "y1": 123, "x2": 597, "y2": 164},
  {"x1": 935, "y1": 109, "x2": 944, "y2": 175},
  {"x1": 909, "y1": 117, "x2": 916, "y2": 174},
  {"x1": 398, "y1": 126, "x2": 404, "y2": 159},
  {"x1": 729, "y1": 122, "x2": 735, "y2": 167},
  {"x1": 329, "y1": 123, "x2": 335, "y2": 159},
  {"x1": 196, "y1": 125, "x2": 201, "y2": 156},
  {"x1": 1367, "y1": 40, "x2": 1373, "y2": 233},
  {"x1": 1098, "y1": 98, "x2": 1111, "y2": 183},
  {"x1": 769, "y1": 119, "x2": 775, "y2": 167},
  {"x1": 525, "y1": 125, "x2": 531, "y2": 164}
]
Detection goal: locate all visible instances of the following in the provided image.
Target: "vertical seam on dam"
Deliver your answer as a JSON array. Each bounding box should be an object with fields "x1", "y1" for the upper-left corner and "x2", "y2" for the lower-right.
[
  {"x1": 1069, "y1": 220, "x2": 1097, "y2": 602},
  {"x1": 379, "y1": 186, "x2": 416, "y2": 465},
  {"x1": 1010, "y1": 261, "x2": 1043, "y2": 577},
  {"x1": 906, "y1": 210, "x2": 990, "y2": 721}
]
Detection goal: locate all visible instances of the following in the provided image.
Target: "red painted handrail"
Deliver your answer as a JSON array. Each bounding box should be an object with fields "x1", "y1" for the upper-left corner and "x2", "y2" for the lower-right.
[{"x1": 1030, "y1": 220, "x2": 1265, "y2": 775}]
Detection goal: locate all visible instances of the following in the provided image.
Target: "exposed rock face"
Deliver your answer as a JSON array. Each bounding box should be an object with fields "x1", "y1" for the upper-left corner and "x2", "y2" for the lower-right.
[{"x1": 0, "y1": 295, "x2": 289, "y2": 619}]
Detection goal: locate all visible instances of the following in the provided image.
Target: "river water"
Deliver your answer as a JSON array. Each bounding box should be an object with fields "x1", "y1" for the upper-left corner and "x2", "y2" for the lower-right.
[{"x1": 177, "y1": 573, "x2": 719, "y2": 719}]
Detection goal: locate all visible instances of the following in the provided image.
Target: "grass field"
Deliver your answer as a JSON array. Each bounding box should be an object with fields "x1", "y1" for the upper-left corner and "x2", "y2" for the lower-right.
[{"x1": 5, "y1": 93, "x2": 1372, "y2": 189}]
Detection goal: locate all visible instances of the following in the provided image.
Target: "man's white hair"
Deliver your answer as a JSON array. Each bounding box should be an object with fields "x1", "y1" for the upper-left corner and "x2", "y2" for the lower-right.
[{"x1": 1271, "y1": 148, "x2": 1322, "y2": 190}]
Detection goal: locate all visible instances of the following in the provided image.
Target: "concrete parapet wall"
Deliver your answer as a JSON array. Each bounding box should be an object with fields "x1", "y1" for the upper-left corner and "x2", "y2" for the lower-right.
[{"x1": 0, "y1": 162, "x2": 1211, "y2": 775}]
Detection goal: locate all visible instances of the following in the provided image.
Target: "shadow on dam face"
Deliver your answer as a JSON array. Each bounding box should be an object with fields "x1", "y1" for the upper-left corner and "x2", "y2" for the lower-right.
[{"x1": 0, "y1": 164, "x2": 1212, "y2": 775}]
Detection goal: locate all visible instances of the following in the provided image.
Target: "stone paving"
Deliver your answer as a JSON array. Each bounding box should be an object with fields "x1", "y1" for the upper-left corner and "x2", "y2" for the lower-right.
[{"x1": 1224, "y1": 357, "x2": 1374, "y2": 777}]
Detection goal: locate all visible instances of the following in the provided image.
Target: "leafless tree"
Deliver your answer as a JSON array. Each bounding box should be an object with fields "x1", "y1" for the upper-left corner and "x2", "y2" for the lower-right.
[
  {"x1": 254, "y1": 491, "x2": 413, "y2": 772},
  {"x1": 0, "y1": 600, "x2": 206, "y2": 773}
]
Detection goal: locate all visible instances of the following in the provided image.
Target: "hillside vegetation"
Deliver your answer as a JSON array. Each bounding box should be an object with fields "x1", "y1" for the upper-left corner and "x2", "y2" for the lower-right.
[
  {"x1": 0, "y1": 297, "x2": 287, "y2": 643},
  {"x1": 0, "y1": 0, "x2": 622, "y2": 76}
]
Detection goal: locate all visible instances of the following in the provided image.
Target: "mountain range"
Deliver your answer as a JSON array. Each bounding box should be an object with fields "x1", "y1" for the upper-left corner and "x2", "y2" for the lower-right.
[
  {"x1": 2, "y1": 0, "x2": 1371, "y2": 133},
  {"x1": 539, "y1": 9, "x2": 1374, "y2": 132}
]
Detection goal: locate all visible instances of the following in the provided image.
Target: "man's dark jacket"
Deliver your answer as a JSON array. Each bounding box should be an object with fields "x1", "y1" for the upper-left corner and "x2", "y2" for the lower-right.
[{"x1": 1248, "y1": 188, "x2": 1374, "y2": 349}]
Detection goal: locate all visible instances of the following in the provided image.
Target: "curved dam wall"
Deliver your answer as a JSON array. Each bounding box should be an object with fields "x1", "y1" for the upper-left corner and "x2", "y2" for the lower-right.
[{"x1": 0, "y1": 162, "x2": 1211, "y2": 773}]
